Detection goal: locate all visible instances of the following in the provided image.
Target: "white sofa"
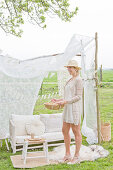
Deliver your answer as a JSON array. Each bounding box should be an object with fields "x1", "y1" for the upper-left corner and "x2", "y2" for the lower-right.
[{"x1": 9, "y1": 113, "x2": 75, "y2": 153}]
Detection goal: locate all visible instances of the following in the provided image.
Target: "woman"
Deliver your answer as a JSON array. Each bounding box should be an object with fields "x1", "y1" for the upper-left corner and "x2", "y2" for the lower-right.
[{"x1": 51, "y1": 60, "x2": 83, "y2": 164}]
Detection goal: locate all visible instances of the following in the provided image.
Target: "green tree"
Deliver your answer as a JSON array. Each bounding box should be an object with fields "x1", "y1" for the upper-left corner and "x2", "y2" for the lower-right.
[{"x1": 0, "y1": 0, "x2": 78, "y2": 37}]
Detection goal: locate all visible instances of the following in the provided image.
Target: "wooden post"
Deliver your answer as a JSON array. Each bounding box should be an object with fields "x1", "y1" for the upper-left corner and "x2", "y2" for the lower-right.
[
  {"x1": 82, "y1": 88, "x2": 84, "y2": 120},
  {"x1": 95, "y1": 32, "x2": 101, "y2": 144},
  {"x1": 99, "y1": 64, "x2": 103, "y2": 87},
  {"x1": 100, "y1": 64, "x2": 102, "y2": 82}
]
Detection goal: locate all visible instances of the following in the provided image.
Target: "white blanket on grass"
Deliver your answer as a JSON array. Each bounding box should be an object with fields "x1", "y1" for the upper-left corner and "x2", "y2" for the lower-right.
[{"x1": 49, "y1": 144, "x2": 109, "y2": 162}]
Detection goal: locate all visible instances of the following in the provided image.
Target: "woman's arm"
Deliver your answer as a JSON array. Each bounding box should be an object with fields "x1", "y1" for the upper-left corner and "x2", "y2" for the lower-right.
[
  {"x1": 66, "y1": 78, "x2": 83, "y2": 104},
  {"x1": 51, "y1": 98, "x2": 63, "y2": 102}
]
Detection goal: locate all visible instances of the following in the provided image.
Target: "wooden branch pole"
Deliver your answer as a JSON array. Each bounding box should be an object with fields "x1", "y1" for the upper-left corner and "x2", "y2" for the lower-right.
[
  {"x1": 82, "y1": 88, "x2": 84, "y2": 120},
  {"x1": 95, "y1": 32, "x2": 101, "y2": 144},
  {"x1": 100, "y1": 64, "x2": 102, "y2": 82}
]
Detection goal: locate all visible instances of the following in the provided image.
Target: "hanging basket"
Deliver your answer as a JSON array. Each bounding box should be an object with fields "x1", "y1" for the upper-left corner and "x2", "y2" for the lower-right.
[
  {"x1": 101, "y1": 122, "x2": 111, "y2": 141},
  {"x1": 44, "y1": 102, "x2": 64, "y2": 110}
]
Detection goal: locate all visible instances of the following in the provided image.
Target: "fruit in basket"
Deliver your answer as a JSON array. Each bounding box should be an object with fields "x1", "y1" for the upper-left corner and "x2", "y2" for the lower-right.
[{"x1": 45, "y1": 102, "x2": 58, "y2": 105}]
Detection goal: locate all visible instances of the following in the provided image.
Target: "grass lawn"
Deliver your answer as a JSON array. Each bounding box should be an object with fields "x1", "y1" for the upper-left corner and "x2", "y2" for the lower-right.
[
  {"x1": 0, "y1": 70, "x2": 113, "y2": 170},
  {"x1": 98, "y1": 69, "x2": 113, "y2": 82}
]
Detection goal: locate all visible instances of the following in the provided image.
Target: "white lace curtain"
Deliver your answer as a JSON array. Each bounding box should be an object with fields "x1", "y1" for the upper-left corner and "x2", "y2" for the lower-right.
[
  {"x1": 57, "y1": 35, "x2": 98, "y2": 144},
  {"x1": 0, "y1": 34, "x2": 98, "y2": 144}
]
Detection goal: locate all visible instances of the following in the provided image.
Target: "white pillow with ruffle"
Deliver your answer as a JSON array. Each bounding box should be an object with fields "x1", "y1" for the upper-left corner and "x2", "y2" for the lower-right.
[{"x1": 25, "y1": 119, "x2": 45, "y2": 136}]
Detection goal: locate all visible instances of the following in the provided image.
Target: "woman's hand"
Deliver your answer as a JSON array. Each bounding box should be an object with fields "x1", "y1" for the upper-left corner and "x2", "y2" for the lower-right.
[
  {"x1": 51, "y1": 98, "x2": 63, "y2": 103},
  {"x1": 51, "y1": 98, "x2": 57, "y2": 102},
  {"x1": 55, "y1": 100, "x2": 67, "y2": 105}
]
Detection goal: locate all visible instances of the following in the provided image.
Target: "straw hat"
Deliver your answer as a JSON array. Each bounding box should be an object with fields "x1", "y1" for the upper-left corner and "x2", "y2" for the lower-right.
[{"x1": 64, "y1": 60, "x2": 81, "y2": 70}]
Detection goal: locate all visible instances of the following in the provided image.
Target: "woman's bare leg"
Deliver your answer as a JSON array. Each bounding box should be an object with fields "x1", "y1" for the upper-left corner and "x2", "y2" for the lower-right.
[
  {"x1": 71, "y1": 123, "x2": 82, "y2": 157},
  {"x1": 62, "y1": 121, "x2": 71, "y2": 156}
]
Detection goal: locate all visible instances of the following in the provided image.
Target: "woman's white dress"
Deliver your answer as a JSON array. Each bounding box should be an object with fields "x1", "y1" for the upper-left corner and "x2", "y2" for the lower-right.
[{"x1": 62, "y1": 75, "x2": 83, "y2": 125}]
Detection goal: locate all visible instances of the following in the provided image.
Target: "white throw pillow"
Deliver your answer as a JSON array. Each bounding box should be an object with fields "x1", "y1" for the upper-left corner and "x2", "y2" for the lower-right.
[
  {"x1": 40, "y1": 113, "x2": 63, "y2": 133},
  {"x1": 25, "y1": 119, "x2": 45, "y2": 136},
  {"x1": 11, "y1": 114, "x2": 40, "y2": 136}
]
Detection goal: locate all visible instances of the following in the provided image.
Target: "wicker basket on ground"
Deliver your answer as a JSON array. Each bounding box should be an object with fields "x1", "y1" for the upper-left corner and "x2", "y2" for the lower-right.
[{"x1": 101, "y1": 122, "x2": 111, "y2": 141}]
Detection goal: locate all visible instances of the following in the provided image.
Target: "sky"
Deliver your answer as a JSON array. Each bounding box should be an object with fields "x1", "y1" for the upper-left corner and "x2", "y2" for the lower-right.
[{"x1": 0, "y1": 0, "x2": 113, "y2": 69}]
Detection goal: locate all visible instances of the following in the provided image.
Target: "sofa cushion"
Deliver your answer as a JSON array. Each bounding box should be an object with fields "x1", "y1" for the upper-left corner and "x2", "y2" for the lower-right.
[
  {"x1": 11, "y1": 114, "x2": 40, "y2": 136},
  {"x1": 40, "y1": 113, "x2": 63, "y2": 133},
  {"x1": 15, "y1": 129, "x2": 75, "y2": 144},
  {"x1": 25, "y1": 119, "x2": 45, "y2": 136},
  {"x1": 43, "y1": 130, "x2": 75, "y2": 142}
]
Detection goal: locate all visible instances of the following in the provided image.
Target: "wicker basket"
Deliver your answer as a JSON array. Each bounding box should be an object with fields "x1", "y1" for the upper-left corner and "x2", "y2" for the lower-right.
[
  {"x1": 44, "y1": 102, "x2": 64, "y2": 110},
  {"x1": 101, "y1": 122, "x2": 111, "y2": 141}
]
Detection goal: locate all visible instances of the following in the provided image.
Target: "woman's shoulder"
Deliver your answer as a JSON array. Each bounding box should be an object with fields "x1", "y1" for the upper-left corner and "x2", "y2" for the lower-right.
[
  {"x1": 74, "y1": 76, "x2": 83, "y2": 87},
  {"x1": 64, "y1": 77, "x2": 71, "y2": 86},
  {"x1": 75, "y1": 75, "x2": 82, "y2": 82}
]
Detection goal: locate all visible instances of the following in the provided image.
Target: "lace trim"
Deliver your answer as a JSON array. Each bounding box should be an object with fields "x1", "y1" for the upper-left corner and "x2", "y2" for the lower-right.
[{"x1": 63, "y1": 119, "x2": 80, "y2": 125}]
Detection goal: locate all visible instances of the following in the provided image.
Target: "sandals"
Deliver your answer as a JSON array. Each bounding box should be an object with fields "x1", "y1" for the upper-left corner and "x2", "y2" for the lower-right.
[
  {"x1": 59, "y1": 155, "x2": 72, "y2": 163},
  {"x1": 67, "y1": 155, "x2": 80, "y2": 164}
]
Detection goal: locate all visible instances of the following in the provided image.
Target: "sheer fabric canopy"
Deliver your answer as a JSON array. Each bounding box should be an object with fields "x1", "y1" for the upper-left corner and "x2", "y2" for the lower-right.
[{"x1": 0, "y1": 34, "x2": 98, "y2": 144}]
